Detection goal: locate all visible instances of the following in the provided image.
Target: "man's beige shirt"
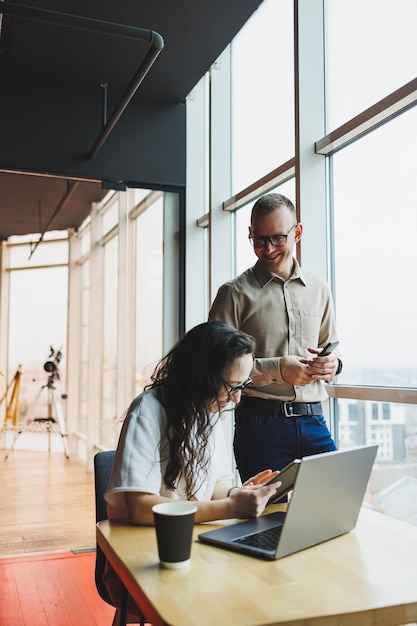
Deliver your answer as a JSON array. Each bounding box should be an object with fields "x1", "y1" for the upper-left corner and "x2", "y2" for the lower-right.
[{"x1": 209, "y1": 259, "x2": 340, "y2": 403}]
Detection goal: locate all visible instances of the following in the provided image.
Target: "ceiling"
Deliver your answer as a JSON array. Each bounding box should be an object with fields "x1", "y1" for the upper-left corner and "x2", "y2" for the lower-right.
[{"x1": 0, "y1": 0, "x2": 263, "y2": 241}]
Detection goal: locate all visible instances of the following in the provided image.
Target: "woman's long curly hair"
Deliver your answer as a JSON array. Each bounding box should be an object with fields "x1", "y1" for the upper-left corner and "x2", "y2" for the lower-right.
[{"x1": 145, "y1": 321, "x2": 254, "y2": 499}]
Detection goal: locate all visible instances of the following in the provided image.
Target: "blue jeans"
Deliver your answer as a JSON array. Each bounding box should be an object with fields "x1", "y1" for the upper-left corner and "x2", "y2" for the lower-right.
[{"x1": 234, "y1": 397, "x2": 337, "y2": 483}]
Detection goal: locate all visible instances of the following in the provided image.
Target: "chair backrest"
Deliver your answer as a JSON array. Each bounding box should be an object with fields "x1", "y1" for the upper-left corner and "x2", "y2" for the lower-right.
[{"x1": 94, "y1": 450, "x2": 116, "y2": 606}]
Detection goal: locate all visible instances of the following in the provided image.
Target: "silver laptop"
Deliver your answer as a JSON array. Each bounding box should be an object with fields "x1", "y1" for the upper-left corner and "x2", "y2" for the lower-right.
[{"x1": 198, "y1": 445, "x2": 378, "y2": 560}]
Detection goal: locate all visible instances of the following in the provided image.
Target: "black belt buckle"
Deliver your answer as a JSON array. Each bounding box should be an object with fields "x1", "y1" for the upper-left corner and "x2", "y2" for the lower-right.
[{"x1": 283, "y1": 402, "x2": 302, "y2": 417}]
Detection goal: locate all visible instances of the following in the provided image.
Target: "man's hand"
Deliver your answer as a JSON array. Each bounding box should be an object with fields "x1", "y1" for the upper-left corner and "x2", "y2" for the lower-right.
[
  {"x1": 300, "y1": 348, "x2": 339, "y2": 381},
  {"x1": 280, "y1": 355, "x2": 319, "y2": 386},
  {"x1": 249, "y1": 349, "x2": 339, "y2": 388}
]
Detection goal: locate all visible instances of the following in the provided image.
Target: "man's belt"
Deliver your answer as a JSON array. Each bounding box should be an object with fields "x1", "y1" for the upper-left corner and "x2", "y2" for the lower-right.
[{"x1": 242, "y1": 397, "x2": 323, "y2": 417}]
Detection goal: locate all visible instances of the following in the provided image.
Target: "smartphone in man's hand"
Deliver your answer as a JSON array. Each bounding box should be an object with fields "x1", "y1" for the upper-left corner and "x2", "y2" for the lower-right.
[{"x1": 318, "y1": 341, "x2": 339, "y2": 357}]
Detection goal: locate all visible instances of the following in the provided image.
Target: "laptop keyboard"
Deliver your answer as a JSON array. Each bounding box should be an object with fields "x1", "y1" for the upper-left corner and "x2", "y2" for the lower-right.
[{"x1": 233, "y1": 524, "x2": 283, "y2": 552}]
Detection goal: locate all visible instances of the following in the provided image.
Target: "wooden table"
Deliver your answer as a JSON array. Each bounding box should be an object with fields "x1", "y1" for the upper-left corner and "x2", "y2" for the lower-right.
[{"x1": 97, "y1": 507, "x2": 417, "y2": 626}]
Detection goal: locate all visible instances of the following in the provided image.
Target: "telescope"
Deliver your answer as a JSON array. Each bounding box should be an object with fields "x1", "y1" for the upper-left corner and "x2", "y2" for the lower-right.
[
  {"x1": 5, "y1": 345, "x2": 69, "y2": 460},
  {"x1": 44, "y1": 346, "x2": 62, "y2": 378}
]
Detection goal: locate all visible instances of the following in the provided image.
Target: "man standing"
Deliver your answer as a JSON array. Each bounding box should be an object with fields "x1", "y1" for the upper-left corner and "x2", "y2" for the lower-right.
[{"x1": 209, "y1": 193, "x2": 342, "y2": 482}]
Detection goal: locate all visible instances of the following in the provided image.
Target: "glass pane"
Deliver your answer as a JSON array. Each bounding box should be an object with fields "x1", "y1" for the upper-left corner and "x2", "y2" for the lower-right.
[
  {"x1": 135, "y1": 197, "x2": 163, "y2": 394},
  {"x1": 79, "y1": 259, "x2": 90, "y2": 435},
  {"x1": 337, "y1": 399, "x2": 417, "y2": 526},
  {"x1": 231, "y1": 0, "x2": 294, "y2": 193},
  {"x1": 133, "y1": 188, "x2": 151, "y2": 206},
  {"x1": 79, "y1": 361, "x2": 88, "y2": 435},
  {"x1": 332, "y1": 107, "x2": 417, "y2": 387},
  {"x1": 8, "y1": 266, "x2": 68, "y2": 376},
  {"x1": 8, "y1": 230, "x2": 67, "y2": 245},
  {"x1": 80, "y1": 228, "x2": 91, "y2": 257},
  {"x1": 6, "y1": 266, "x2": 68, "y2": 453},
  {"x1": 102, "y1": 196, "x2": 119, "y2": 234},
  {"x1": 9, "y1": 238, "x2": 68, "y2": 267},
  {"x1": 234, "y1": 180, "x2": 296, "y2": 275},
  {"x1": 101, "y1": 236, "x2": 118, "y2": 448},
  {"x1": 325, "y1": 0, "x2": 417, "y2": 130}
]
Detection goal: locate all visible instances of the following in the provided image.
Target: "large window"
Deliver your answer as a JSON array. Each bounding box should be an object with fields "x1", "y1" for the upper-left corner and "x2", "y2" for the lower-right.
[
  {"x1": 2, "y1": 233, "x2": 68, "y2": 453},
  {"x1": 101, "y1": 234, "x2": 118, "y2": 448},
  {"x1": 0, "y1": 182, "x2": 181, "y2": 459},
  {"x1": 79, "y1": 257, "x2": 90, "y2": 436},
  {"x1": 60, "y1": 187, "x2": 180, "y2": 458},
  {"x1": 325, "y1": 0, "x2": 417, "y2": 130},
  {"x1": 332, "y1": 107, "x2": 417, "y2": 388},
  {"x1": 337, "y1": 398, "x2": 417, "y2": 524},
  {"x1": 134, "y1": 194, "x2": 164, "y2": 395},
  {"x1": 231, "y1": 0, "x2": 294, "y2": 193},
  {"x1": 186, "y1": 0, "x2": 417, "y2": 527}
]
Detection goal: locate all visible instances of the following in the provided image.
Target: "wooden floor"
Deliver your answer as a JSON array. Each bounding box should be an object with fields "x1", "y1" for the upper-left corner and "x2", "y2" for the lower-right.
[
  {"x1": 0, "y1": 450, "x2": 148, "y2": 625},
  {"x1": 0, "y1": 550, "x2": 116, "y2": 625},
  {"x1": 0, "y1": 449, "x2": 96, "y2": 556}
]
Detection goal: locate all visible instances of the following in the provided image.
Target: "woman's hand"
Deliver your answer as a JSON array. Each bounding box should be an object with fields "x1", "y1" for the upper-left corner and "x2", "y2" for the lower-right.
[
  {"x1": 229, "y1": 469, "x2": 281, "y2": 519},
  {"x1": 126, "y1": 470, "x2": 282, "y2": 526},
  {"x1": 242, "y1": 469, "x2": 279, "y2": 488}
]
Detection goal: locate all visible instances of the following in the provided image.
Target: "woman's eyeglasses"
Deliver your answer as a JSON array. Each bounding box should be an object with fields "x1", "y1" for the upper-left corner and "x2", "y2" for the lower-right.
[{"x1": 222, "y1": 377, "x2": 252, "y2": 398}]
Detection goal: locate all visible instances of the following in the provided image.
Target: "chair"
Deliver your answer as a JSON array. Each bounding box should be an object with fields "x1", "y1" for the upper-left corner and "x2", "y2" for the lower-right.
[{"x1": 94, "y1": 450, "x2": 146, "y2": 626}]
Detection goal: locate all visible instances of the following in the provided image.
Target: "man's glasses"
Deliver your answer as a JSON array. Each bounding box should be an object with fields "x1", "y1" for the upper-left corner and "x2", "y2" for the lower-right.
[
  {"x1": 248, "y1": 224, "x2": 297, "y2": 249},
  {"x1": 222, "y1": 377, "x2": 252, "y2": 398}
]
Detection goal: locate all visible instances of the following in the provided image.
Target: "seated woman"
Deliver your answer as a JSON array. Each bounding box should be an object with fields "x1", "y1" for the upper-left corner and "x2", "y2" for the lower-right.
[{"x1": 103, "y1": 320, "x2": 280, "y2": 608}]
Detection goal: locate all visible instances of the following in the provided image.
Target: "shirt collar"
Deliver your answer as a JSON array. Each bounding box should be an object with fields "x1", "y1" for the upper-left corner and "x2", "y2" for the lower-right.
[{"x1": 253, "y1": 258, "x2": 307, "y2": 287}]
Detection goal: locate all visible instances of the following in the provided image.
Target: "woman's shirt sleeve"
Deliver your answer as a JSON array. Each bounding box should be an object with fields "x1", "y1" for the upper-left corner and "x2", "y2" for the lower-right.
[{"x1": 104, "y1": 391, "x2": 167, "y2": 515}]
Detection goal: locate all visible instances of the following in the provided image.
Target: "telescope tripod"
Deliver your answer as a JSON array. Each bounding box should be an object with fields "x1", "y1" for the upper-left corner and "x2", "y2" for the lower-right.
[
  {"x1": 0, "y1": 365, "x2": 22, "y2": 431},
  {"x1": 4, "y1": 374, "x2": 70, "y2": 460}
]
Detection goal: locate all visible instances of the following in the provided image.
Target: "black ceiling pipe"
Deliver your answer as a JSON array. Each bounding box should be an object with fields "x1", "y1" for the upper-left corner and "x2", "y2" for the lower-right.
[
  {"x1": 87, "y1": 37, "x2": 163, "y2": 159},
  {"x1": 0, "y1": 2, "x2": 164, "y2": 159},
  {"x1": 0, "y1": 2, "x2": 164, "y2": 254},
  {"x1": 0, "y1": 2, "x2": 163, "y2": 42},
  {"x1": 28, "y1": 180, "x2": 79, "y2": 258}
]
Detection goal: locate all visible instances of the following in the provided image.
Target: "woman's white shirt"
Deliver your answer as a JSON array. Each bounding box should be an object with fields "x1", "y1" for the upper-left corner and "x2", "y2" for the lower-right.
[{"x1": 105, "y1": 388, "x2": 233, "y2": 519}]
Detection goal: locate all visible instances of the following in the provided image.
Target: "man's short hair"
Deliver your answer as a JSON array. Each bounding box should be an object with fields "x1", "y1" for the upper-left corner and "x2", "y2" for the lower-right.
[{"x1": 252, "y1": 193, "x2": 295, "y2": 218}]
